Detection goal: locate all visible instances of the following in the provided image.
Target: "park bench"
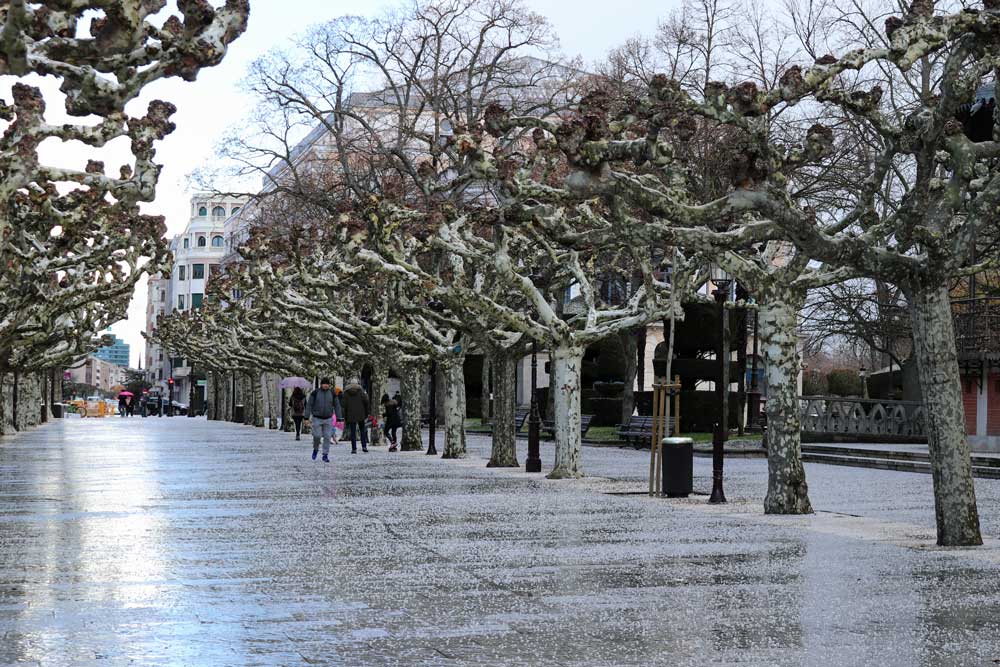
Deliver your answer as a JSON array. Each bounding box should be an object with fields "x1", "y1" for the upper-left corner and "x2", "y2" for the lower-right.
[
  {"x1": 617, "y1": 415, "x2": 677, "y2": 449},
  {"x1": 515, "y1": 407, "x2": 530, "y2": 431},
  {"x1": 541, "y1": 414, "x2": 594, "y2": 439}
]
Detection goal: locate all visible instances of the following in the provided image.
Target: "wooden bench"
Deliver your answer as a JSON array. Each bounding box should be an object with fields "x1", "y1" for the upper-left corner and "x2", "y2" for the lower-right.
[
  {"x1": 617, "y1": 415, "x2": 677, "y2": 449},
  {"x1": 541, "y1": 414, "x2": 594, "y2": 439}
]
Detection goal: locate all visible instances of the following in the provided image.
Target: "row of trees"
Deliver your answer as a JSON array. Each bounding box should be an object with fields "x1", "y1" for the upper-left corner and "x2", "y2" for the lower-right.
[
  {"x1": 0, "y1": 2, "x2": 250, "y2": 433},
  {"x1": 154, "y1": 0, "x2": 999, "y2": 546}
]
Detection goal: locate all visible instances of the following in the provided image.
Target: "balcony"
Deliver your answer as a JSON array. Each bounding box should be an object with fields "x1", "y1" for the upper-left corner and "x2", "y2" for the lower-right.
[{"x1": 952, "y1": 297, "x2": 1000, "y2": 359}]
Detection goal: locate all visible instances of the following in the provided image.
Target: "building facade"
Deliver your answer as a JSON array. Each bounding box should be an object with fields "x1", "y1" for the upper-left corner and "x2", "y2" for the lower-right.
[
  {"x1": 66, "y1": 356, "x2": 128, "y2": 396},
  {"x1": 145, "y1": 193, "x2": 248, "y2": 407},
  {"x1": 93, "y1": 331, "x2": 130, "y2": 367}
]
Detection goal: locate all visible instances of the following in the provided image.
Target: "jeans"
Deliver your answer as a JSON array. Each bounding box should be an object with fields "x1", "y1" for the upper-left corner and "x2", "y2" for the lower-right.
[
  {"x1": 347, "y1": 421, "x2": 369, "y2": 451},
  {"x1": 383, "y1": 424, "x2": 398, "y2": 445},
  {"x1": 312, "y1": 418, "x2": 333, "y2": 456}
]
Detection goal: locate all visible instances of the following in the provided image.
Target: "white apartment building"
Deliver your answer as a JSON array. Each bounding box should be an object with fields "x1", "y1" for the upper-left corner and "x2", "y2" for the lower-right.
[
  {"x1": 66, "y1": 356, "x2": 128, "y2": 396},
  {"x1": 145, "y1": 193, "x2": 248, "y2": 406}
]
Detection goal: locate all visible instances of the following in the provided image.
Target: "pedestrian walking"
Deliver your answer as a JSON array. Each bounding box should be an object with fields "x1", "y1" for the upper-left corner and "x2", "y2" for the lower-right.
[
  {"x1": 383, "y1": 396, "x2": 401, "y2": 452},
  {"x1": 118, "y1": 395, "x2": 127, "y2": 417},
  {"x1": 140, "y1": 394, "x2": 148, "y2": 418},
  {"x1": 306, "y1": 378, "x2": 342, "y2": 462},
  {"x1": 342, "y1": 378, "x2": 371, "y2": 454},
  {"x1": 289, "y1": 387, "x2": 306, "y2": 440},
  {"x1": 125, "y1": 396, "x2": 134, "y2": 417}
]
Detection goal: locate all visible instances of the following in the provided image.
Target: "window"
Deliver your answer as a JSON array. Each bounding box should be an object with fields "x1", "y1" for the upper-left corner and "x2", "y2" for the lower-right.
[
  {"x1": 178, "y1": 265, "x2": 186, "y2": 280},
  {"x1": 192, "y1": 293, "x2": 204, "y2": 309},
  {"x1": 178, "y1": 294, "x2": 186, "y2": 309},
  {"x1": 212, "y1": 206, "x2": 226, "y2": 217},
  {"x1": 198, "y1": 206, "x2": 208, "y2": 217},
  {"x1": 197, "y1": 236, "x2": 207, "y2": 247},
  {"x1": 192, "y1": 264, "x2": 205, "y2": 279},
  {"x1": 232, "y1": 206, "x2": 242, "y2": 215},
  {"x1": 211, "y1": 235, "x2": 224, "y2": 247},
  {"x1": 183, "y1": 238, "x2": 189, "y2": 249},
  {"x1": 159, "y1": 290, "x2": 165, "y2": 302}
]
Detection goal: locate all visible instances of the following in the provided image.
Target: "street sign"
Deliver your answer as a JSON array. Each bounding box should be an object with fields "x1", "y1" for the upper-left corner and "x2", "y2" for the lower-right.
[{"x1": 196, "y1": 380, "x2": 207, "y2": 387}]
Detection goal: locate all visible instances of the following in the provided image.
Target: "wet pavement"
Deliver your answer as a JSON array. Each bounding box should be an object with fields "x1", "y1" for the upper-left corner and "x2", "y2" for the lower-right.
[{"x1": 1, "y1": 417, "x2": 999, "y2": 666}]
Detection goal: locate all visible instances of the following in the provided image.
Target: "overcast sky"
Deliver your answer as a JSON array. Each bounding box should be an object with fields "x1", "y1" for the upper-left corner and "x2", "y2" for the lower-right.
[{"x1": 109, "y1": 0, "x2": 670, "y2": 366}]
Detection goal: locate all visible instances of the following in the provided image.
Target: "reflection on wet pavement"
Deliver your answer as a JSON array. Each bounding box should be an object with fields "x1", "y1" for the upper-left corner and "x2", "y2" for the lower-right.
[{"x1": 1, "y1": 417, "x2": 998, "y2": 666}]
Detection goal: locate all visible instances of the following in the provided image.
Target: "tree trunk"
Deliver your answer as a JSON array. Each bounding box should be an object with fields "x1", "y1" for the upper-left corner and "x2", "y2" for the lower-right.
[
  {"x1": 370, "y1": 363, "x2": 389, "y2": 447},
  {"x1": 441, "y1": 358, "x2": 467, "y2": 459},
  {"x1": 487, "y1": 351, "x2": 518, "y2": 467},
  {"x1": 242, "y1": 374, "x2": 253, "y2": 425},
  {"x1": 548, "y1": 344, "x2": 584, "y2": 479},
  {"x1": 636, "y1": 328, "x2": 647, "y2": 393},
  {"x1": 480, "y1": 356, "x2": 491, "y2": 425},
  {"x1": 265, "y1": 374, "x2": 278, "y2": 429},
  {"x1": 759, "y1": 295, "x2": 813, "y2": 515},
  {"x1": 253, "y1": 374, "x2": 265, "y2": 427},
  {"x1": 400, "y1": 363, "x2": 423, "y2": 451},
  {"x1": 909, "y1": 284, "x2": 982, "y2": 546},
  {"x1": 620, "y1": 330, "x2": 638, "y2": 424}
]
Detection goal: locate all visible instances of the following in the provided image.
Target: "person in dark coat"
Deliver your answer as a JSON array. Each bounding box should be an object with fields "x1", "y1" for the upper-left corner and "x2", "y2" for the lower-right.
[
  {"x1": 289, "y1": 387, "x2": 306, "y2": 441},
  {"x1": 118, "y1": 395, "x2": 127, "y2": 417},
  {"x1": 342, "y1": 379, "x2": 370, "y2": 453},
  {"x1": 383, "y1": 398, "x2": 402, "y2": 451}
]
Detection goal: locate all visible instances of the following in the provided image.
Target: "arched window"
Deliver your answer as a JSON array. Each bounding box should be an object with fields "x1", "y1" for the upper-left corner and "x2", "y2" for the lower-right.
[
  {"x1": 197, "y1": 206, "x2": 207, "y2": 217},
  {"x1": 212, "y1": 206, "x2": 226, "y2": 217},
  {"x1": 211, "y1": 235, "x2": 224, "y2": 247},
  {"x1": 232, "y1": 207, "x2": 242, "y2": 215},
  {"x1": 197, "y1": 236, "x2": 207, "y2": 247}
]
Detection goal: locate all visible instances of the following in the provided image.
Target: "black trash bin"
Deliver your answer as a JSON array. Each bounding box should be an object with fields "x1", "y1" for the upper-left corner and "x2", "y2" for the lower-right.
[
  {"x1": 52, "y1": 403, "x2": 64, "y2": 419},
  {"x1": 234, "y1": 404, "x2": 245, "y2": 423},
  {"x1": 662, "y1": 437, "x2": 693, "y2": 497}
]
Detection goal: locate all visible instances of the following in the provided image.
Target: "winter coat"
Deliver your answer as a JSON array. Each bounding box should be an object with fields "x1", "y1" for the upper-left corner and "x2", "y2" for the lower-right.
[
  {"x1": 306, "y1": 388, "x2": 342, "y2": 420},
  {"x1": 290, "y1": 394, "x2": 306, "y2": 417},
  {"x1": 342, "y1": 383, "x2": 370, "y2": 423},
  {"x1": 383, "y1": 399, "x2": 402, "y2": 428}
]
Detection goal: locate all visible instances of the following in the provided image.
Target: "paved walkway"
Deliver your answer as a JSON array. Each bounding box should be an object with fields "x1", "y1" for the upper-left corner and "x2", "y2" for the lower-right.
[{"x1": 1, "y1": 417, "x2": 999, "y2": 666}]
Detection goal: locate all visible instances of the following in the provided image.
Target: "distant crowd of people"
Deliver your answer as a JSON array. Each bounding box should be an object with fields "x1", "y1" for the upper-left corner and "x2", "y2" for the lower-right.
[{"x1": 288, "y1": 378, "x2": 403, "y2": 462}]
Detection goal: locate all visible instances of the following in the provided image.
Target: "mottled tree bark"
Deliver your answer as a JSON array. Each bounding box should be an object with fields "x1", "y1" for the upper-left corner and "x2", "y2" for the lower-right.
[
  {"x1": 253, "y1": 374, "x2": 265, "y2": 427},
  {"x1": 480, "y1": 356, "x2": 492, "y2": 425},
  {"x1": 265, "y1": 374, "x2": 278, "y2": 429},
  {"x1": 759, "y1": 295, "x2": 813, "y2": 515},
  {"x1": 487, "y1": 351, "x2": 518, "y2": 467},
  {"x1": 370, "y1": 363, "x2": 389, "y2": 447},
  {"x1": 400, "y1": 363, "x2": 423, "y2": 451},
  {"x1": 441, "y1": 358, "x2": 467, "y2": 459},
  {"x1": 909, "y1": 285, "x2": 982, "y2": 546},
  {"x1": 620, "y1": 330, "x2": 638, "y2": 424},
  {"x1": 548, "y1": 345, "x2": 584, "y2": 479},
  {"x1": 242, "y1": 374, "x2": 253, "y2": 426}
]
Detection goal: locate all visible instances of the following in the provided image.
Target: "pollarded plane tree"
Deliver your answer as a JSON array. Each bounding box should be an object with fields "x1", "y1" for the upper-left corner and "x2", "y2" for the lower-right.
[
  {"x1": 597, "y1": 0, "x2": 1000, "y2": 545},
  {"x1": 0, "y1": 1, "x2": 250, "y2": 421},
  {"x1": 480, "y1": 67, "x2": 874, "y2": 513}
]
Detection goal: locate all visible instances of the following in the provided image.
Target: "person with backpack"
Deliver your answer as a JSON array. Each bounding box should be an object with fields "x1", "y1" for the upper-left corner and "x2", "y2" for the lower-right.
[
  {"x1": 289, "y1": 387, "x2": 307, "y2": 440},
  {"x1": 306, "y1": 378, "x2": 342, "y2": 462}
]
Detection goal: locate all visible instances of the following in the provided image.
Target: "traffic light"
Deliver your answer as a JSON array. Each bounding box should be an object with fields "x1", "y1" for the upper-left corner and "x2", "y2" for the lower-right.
[{"x1": 167, "y1": 378, "x2": 174, "y2": 385}]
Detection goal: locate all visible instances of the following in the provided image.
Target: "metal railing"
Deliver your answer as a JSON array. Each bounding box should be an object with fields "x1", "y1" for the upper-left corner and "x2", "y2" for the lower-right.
[
  {"x1": 799, "y1": 396, "x2": 926, "y2": 438},
  {"x1": 952, "y1": 297, "x2": 1000, "y2": 357}
]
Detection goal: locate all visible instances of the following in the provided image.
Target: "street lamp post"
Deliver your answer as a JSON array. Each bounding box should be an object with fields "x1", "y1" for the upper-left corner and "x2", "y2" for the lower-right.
[
  {"x1": 526, "y1": 341, "x2": 542, "y2": 473},
  {"x1": 427, "y1": 359, "x2": 438, "y2": 455},
  {"x1": 188, "y1": 364, "x2": 197, "y2": 417},
  {"x1": 167, "y1": 377, "x2": 174, "y2": 417},
  {"x1": 710, "y1": 279, "x2": 732, "y2": 504}
]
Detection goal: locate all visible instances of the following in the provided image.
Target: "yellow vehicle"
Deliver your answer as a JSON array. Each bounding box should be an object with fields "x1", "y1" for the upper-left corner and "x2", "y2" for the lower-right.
[{"x1": 69, "y1": 397, "x2": 115, "y2": 418}]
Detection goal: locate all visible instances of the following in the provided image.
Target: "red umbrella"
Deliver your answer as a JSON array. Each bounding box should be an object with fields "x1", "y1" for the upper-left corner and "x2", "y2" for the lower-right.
[{"x1": 118, "y1": 391, "x2": 134, "y2": 397}]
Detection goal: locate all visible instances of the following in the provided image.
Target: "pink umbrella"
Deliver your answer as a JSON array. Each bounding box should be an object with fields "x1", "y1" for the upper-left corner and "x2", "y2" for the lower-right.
[
  {"x1": 118, "y1": 391, "x2": 134, "y2": 397},
  {"x1": 279, "y1": 377, "x2": 312, "y2": 390}
]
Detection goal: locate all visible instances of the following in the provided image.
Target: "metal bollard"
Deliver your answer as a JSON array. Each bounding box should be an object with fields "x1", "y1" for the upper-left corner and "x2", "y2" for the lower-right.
[{"x1": 662, "y1": 437, "x2": 694, "y2": 498}]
